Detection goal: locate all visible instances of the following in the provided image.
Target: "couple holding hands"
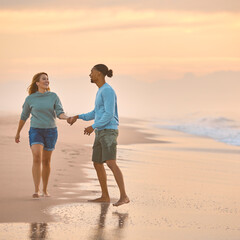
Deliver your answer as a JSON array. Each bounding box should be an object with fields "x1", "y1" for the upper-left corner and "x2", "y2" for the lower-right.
[{"x1": 15, "y1": 64, "x2": 129, "y2": 207}]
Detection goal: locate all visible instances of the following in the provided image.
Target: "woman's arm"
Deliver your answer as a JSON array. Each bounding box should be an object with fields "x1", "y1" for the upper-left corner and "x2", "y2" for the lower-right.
[
  {"x1": 58, "y1": 113, "x2": 69, "y2": 120},
  {"x1": 15, "y1": 119, "x2": 26, "y2": 143}
]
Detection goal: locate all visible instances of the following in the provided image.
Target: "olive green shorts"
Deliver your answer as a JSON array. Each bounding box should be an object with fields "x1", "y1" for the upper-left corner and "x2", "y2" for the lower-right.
[{"x1": 92, "y1": 129, "x2": 119, "y2": 163}]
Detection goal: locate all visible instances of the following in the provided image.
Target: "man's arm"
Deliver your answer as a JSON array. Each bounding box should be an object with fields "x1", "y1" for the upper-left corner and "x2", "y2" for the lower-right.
[
  {"x1": 68, "y1": 109, "x2": 95, "y2": 126},
  {"x1": 78, "y1": 109, "x2": 95, "y2": 121},
  {"x1": 91, "y1": 89, "x2": 115, "y2": 130},
  {"x1": 84, "y1": 89, "x2": 115, "y2": 135}
]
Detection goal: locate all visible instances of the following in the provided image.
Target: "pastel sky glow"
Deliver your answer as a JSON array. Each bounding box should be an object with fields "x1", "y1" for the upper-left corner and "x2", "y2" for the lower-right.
[
  {"x1": 1, "y1": 7, "x2": 240, "y2": 81},
  {"x1": 0, "y1": 2, "x2": 239, "y2": 118}
]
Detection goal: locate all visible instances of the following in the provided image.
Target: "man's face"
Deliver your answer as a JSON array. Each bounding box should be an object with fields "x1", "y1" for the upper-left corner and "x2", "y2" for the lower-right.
[{"x1": 89, "y1": 68, "x2": 100, "y2": 83}]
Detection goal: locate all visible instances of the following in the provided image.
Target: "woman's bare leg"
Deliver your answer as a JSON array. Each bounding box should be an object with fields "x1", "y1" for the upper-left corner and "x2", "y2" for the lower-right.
[
  {"x1": 31, "y1": 144, "x2": 43, "y2": 197},
  {"x1": 42, "y1": 149, "x2": 53, "y2": 196}
]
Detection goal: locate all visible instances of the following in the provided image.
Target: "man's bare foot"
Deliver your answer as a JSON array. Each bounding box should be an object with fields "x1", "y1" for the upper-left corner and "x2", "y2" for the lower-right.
[
  {"x1": 88, "y1": 197, "x2": 110, "y2": 203},
  {"x1": 32, "y1": 192, "x2": 40, "y2": 199},
  {"x1": 113, "y1": 197, "x2": 130, "y2": 207}
]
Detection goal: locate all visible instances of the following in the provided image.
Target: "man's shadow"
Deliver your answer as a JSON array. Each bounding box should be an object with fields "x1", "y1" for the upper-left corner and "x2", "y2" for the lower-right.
[
  {"x1": 29, "y1": 222, "x2": 48, "y2": 240},
  {"x1": 90, "y1": 203, "x2": 129, "y2": 240}
]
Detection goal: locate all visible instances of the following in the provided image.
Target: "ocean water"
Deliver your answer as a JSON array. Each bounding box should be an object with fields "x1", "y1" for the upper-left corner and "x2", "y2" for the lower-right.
[{"x1": 155, "y1": 113, "x2": 240, "y2": 147}]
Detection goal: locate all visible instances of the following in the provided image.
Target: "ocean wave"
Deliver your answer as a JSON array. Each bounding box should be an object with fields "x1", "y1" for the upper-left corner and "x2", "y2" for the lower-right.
[{"x1": 157, "y1": 116, "x2": 240, "y2": 146}]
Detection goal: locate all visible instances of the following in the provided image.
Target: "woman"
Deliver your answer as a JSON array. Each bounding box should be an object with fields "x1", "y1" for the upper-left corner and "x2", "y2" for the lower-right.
[
  {"x1": 15, "y1": 72, "x2": 69, "y2": 198},
  {"x1": 69, "y1": 64, "x2": 130, "y2": 206}
]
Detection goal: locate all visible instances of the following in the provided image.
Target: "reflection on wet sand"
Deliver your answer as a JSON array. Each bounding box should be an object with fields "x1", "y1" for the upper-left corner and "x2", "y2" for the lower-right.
[
  {"x1": 112, "y1": 211, "x2": 128, "y2": 229},
  {"x1": 90, "y1": 203, "x2": 128, "y2": 240},
  {"x1": 26, "y1": 203, "x2": 129, "y2": 240},
  {"x1": 110, "y1": 211, "x2": 129, "y2": 240},
  {"x1": 29, "y1": 223, "x2": 48, "y2": 240},
  {"x1": 98, "y1": 203, "x2": 110, "y2": 228}
]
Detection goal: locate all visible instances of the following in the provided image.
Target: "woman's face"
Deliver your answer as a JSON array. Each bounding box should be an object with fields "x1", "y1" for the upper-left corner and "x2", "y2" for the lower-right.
[{"x1": 36, "y1": 74, "x2": 49, "y2": 90}]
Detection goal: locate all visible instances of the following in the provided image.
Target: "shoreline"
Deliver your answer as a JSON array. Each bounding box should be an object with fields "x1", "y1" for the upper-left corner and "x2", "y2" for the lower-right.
[
  {"x1": 1, "y1": 115, "x2": 240, "y2": 240},
  {"x1": 0, "y1": 115, "x2": 162, "y2": 223}
]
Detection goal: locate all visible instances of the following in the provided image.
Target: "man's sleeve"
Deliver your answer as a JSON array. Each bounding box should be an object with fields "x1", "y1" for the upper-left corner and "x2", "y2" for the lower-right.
[
  {"x1": 78, "y1": 110, "x2": 95, "y2": 121},
  {"x1": 92, "y1": 88, "x2": 115, "y2": 129}
]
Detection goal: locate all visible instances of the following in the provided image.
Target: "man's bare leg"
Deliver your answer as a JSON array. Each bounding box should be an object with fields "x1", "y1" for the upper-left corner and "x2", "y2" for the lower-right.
[
  {"x1": 88, "y1": 162, "x2": 110, "y2": 202},
  {"x1": 106, "y1": 160, "x2": 130, "y2": 206}
]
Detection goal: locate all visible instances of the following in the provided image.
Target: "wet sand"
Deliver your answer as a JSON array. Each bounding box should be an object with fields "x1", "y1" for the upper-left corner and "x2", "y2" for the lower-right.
[
  {"x1": 0, "y1": 115, "x2": 240, "y2": 239},
  {"x1": 0, "y1": 115, "x2": 160, "y2": 223}
]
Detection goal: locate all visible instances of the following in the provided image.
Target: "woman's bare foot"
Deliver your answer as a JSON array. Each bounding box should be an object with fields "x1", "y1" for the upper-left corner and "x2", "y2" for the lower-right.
[
  {"x1": 113, "y1": 196, "x2": 130, "y2": 207},
  {"x1": 88, "y1": 197, "x2": 110, "y2": 203},
  {"x1": 32, "y1": 192, "x2": 40, "y2": 199},
  {"x1": 41, "y1": 191, "x2": 51, "y2": 197}
]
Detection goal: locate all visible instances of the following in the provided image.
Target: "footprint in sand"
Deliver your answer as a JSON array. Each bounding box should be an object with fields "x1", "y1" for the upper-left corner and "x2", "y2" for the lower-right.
[
  {"x1": 90, "y1": 190, "x2": 101, "y2": 194},
  {"x1": 69, "y1": 153, "x2": 79, "y2": 156},
  {"x1": 68, "y1": 160, "x2": 76, "y2": 163},
  {"x1": 57, "y1": 173, "x2": 64, "y2": 176}
]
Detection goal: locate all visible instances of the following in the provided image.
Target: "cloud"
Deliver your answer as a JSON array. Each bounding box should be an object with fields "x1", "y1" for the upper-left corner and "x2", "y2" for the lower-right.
[
  {"x1": 1, "y1": 9, "x2": 238, "y2": 35},
  {"x1": 0, "y1": 9, "x2": 239, "y2": 85},
  {"x1": 1, "y1": 0, "x2": 240, "y2": 12}
]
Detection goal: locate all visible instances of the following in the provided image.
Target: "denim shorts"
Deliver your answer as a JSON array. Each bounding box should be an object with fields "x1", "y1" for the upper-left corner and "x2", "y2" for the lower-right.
[
  {"x1": 92, "y1": 129, "x2": 118, "y2": 163},
  {"x1": 29, "y1": 127, "x2": 58, "y2": 151}
]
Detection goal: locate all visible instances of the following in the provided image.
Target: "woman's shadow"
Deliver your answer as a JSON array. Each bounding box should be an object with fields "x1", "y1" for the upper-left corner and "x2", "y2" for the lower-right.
[{"x1": 29, "y1": 222, "x2": 48, "y2": 240}]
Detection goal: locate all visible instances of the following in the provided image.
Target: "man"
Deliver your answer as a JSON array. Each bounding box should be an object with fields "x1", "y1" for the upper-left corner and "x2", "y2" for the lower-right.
[{"x1": 69, "y1": 64, "x2": 130, "y2": 207}]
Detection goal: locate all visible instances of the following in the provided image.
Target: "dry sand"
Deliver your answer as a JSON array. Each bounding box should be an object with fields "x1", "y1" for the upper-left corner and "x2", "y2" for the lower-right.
[{"x1": 0, "y1": 115, "x2": 240, "y2": 240}]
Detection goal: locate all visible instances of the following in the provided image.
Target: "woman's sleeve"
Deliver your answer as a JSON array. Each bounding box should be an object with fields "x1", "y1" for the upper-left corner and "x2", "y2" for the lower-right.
[
  {"x1": 20, "y1": 99, "x2": 31, "y2": 121},
  {"x1": 54, "y1": 95, "x2": 65, "y2": 118}
]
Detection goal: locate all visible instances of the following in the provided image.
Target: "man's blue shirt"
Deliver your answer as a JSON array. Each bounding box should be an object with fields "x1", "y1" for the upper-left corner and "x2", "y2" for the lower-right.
[{"x1": 78, "y1": 83, "x2": 119, "y2": 130}]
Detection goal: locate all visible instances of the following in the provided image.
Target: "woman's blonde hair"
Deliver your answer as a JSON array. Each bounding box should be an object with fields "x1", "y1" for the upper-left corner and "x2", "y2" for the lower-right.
[{"x1": 27, "y1": 72, "x2": 50, "y2": 95}]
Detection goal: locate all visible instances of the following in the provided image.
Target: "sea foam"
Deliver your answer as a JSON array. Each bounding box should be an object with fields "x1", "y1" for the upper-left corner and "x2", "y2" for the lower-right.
[{"x1": 157, "y1": 116, "x2": 240, "y2": 146}]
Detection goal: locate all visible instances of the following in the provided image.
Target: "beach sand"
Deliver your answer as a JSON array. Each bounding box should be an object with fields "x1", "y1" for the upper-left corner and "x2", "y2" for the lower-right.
[
  {"x1": 0, "y1": 115, "x2": 240, "y2": 240},
  {"x1": 0, "y1": 115, "x2": 159, "y2": 223}
]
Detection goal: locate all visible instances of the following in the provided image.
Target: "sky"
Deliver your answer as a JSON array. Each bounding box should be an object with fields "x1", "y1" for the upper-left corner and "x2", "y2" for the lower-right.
[{"x1": 0, "y1": 1, "x2": 239, "y2": 119}]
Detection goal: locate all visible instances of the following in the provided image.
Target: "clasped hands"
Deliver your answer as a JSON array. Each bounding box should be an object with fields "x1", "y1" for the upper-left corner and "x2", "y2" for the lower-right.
[
  {"x1": 67, "y1": 115, "x2": 78, "y2": 126},
  {"x1": 67, "y1": 115, "x2": 94, "y2": 135}
]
